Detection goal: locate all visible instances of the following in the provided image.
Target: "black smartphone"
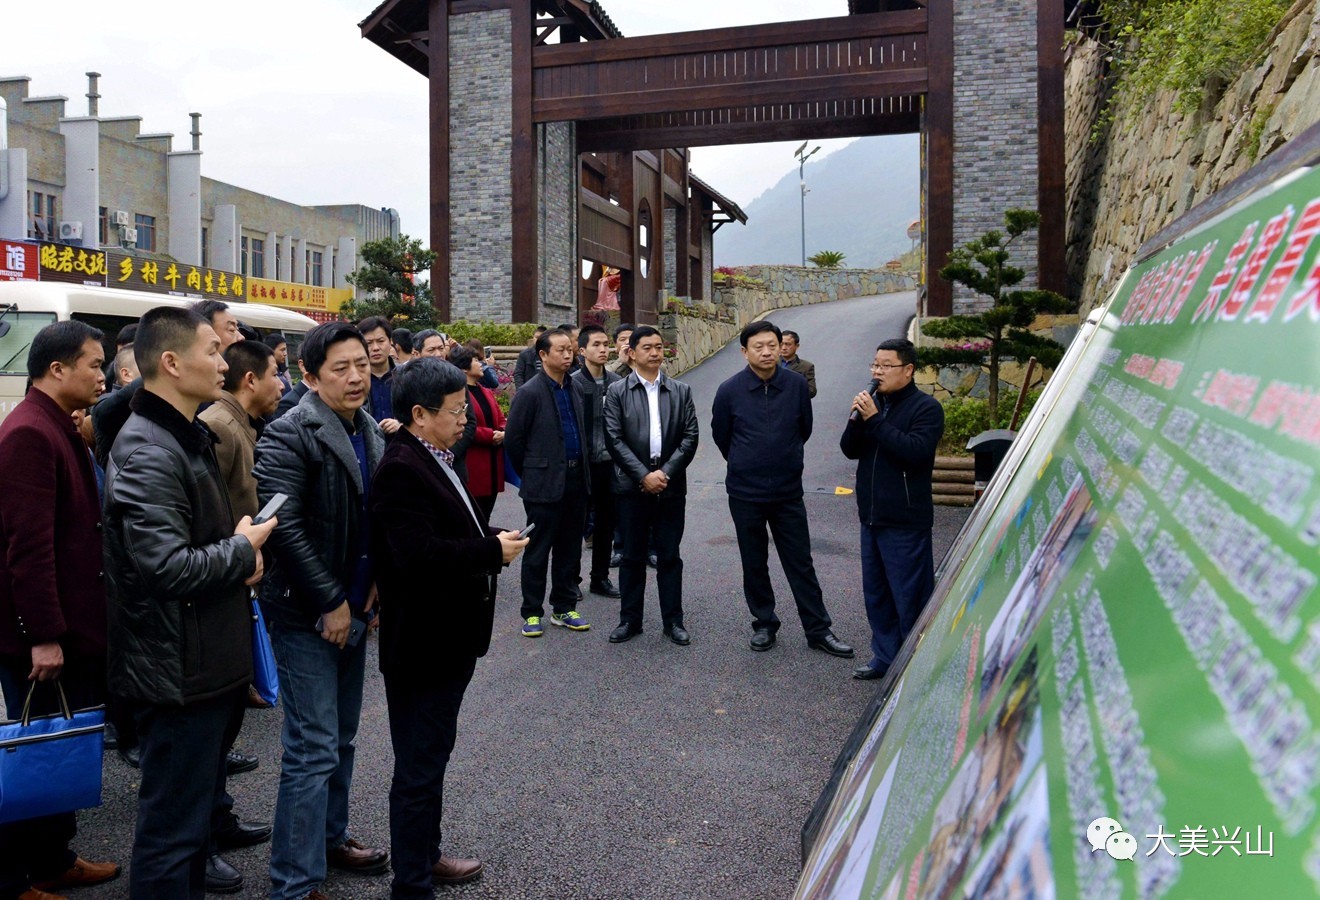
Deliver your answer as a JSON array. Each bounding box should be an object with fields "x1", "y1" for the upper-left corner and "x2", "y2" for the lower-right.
[
  {"x1": 518, "y1": 522, "x2": 537, "y2": 539},
  {"x1": 314, "y1": 615, "x2": 367, "y2": 648},
  {"x1": 253, "y1": 493, "x2": 288, "y2": 526}
]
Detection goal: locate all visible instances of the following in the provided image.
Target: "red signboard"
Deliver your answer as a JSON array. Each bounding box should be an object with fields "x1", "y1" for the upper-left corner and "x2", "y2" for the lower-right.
[{"x1": 0, "y1": 240, "x2": 39, "y2": 281}]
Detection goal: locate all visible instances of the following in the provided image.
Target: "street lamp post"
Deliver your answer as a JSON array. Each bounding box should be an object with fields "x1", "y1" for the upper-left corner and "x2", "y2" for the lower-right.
[{"x1": 794, "y1": 142, "x2": 821, "y2": 267}]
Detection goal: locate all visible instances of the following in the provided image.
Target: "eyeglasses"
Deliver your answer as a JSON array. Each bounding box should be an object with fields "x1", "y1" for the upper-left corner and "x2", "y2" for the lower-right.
[
  {"x1": 871, "y1": 362, "x2": 911, "y2": 371},
  {"x1": 425, "y1": 402, "x2": 468, "y2": 419}
]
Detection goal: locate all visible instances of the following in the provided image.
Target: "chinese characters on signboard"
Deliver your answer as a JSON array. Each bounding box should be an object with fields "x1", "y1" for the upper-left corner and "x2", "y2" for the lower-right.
[
  {"x1": 0, "y1": 241, "x2": 38, "y2": 281},
  {"x1": 105, "y1": 252, "x2": 246, "y2": 302},
  {"x1": 36, "y1": 241, "x2": 107, "y2": 285},
  {"x1": 247, "y1": 277, "x2": 347, "y2": 315}
]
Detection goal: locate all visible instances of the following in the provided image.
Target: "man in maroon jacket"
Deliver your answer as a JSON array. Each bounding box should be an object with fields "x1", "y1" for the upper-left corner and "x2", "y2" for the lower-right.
[{"x1": 0, "y1": 320, "x2": 121, "y2": 899}]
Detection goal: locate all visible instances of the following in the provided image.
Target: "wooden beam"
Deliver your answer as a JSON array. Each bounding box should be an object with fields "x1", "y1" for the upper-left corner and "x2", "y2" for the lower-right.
[
  {"x1": 925, "y1": 0, "x2": 953, "y2": 317},
  {"x1": 532, "y1": 10, "x2": 926, "y2": 66},
  {"x1": 450, "y1": 0, "x2": 512, "y2": 13},
  {"x1": 1037, "y1": 0, "x2": 1067, "y2": 296},
  {"x1": 511, "y1": 0, "x2": 537, "y2": 323},
  {"x1": 578, "y1": 111, "x2": 921, "y2": 152},
  {"x1": 534, "y1": 69, "x2": 928, "y2": 122},
  {"x1": 428, "y1": 0, "x2": 451, "y2": 321}
]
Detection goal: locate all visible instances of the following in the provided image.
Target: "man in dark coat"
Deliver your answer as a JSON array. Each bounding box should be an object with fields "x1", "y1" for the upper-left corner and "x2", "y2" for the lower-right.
[
  {"x1": 369, "y1": 358, "x2": 528, "y2": 897},
  {"x1": 569, "y1": 325, "x2": 622, "y2": 599},
  {"x1": 104, "y1": 306, "x2": 274, "y2": 898},
  {"x1": 711, "y1": 321, "x2": 854, "y2": 658},
  {"x1": 512, "y1": 325, "x2": 547, "y2": 388},
  {"x1": 504, "y1": 328, "x2": 592, "y2": 636},
  {"x1": 0, "y1": 320, "x2": 121, "y2": 898},
  {"x1": 841, "y1": 339, "x2": 945, "y2": 680}
]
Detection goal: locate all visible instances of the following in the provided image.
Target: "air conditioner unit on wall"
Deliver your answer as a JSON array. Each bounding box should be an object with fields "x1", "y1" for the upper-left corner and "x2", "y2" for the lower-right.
[
  {"x1": 58, "y1": 221, "x2": 83, "y2": 241},
  {"x1": 113, "y1": 210, "x2": 131, "y2": 227},
  {"x1": 122, "y1": 227, "x2": 138, "y2": 246}
]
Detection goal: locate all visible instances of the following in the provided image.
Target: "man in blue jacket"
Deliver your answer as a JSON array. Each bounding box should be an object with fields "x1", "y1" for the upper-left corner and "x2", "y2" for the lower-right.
[
  {"x1": 840, "y1": 338, "x2": 945, "y2": 680},
  {"x1": 711, "y1": 321, "x2": 853, "y2": 658}
]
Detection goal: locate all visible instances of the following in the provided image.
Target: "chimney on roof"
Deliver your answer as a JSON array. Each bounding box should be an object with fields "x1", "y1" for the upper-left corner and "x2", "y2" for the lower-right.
[
  {"x1": 190, "y1": 112, "x2": 201, "y2": 151},
  {"x1": 86, "y1": 71, "x2": 101, "y2": 117}
]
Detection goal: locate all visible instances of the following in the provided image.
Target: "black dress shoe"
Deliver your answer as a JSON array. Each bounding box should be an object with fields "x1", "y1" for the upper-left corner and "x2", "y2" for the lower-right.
[
  {"x1": 647, "y1": 552, "x2": 658, "y2": 568},
  {"x1": 205, "y1": 853, "x2": 243, "y2": 894},
  {"x1": 608, "y1": 623, "x2": 642, "y2": 643},
  {"x1": 118, "y1": 745, "x2": 141, "y2": 769},
  {"x1": 808, "y1": 633, "x2": 856, "y2": 658},
  {"x1": 853, "y1": 663, "x2": 888, "y2": 680},
  {"x1": 609, "y1": 551, "x2": 622, "y2": 568},
  {"x1": 590, "y1": 578, "x2": 621, "y2": 598},
  {"x1": 214, "y1": 818, "x2": 273, "y2": 850},
  {"x1": 574, "y1": 584, "x2": 584, "y2": 602},
  {"x1": 750, "y1": 629, "x2": 776, "y2": 651},
  {"x1": 663, "y1": 625, "x2": 690, "y2": 646},
  {"x1": 103, "y1": 722, "x2": 120, "y2": 751},
  {"x1": 225, "y1": 751, "x2": 259, "y2": 775}
]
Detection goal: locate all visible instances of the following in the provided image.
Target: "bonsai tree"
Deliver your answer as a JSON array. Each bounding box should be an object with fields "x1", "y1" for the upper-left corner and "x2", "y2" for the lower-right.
[
  {"x1": 921, "y1": 209, "x2": 1072, "y2": 424},
  {"x1": 808, "y1": 250, "x2": 846, "y2": 268},
  {"x1": 341, "y1": 234, "x2": 440, "y2": 328}
]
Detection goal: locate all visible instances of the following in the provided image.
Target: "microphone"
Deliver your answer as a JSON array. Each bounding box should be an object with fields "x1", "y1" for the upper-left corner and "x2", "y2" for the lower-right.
[{"x1": 850, "y1": 379, "x2": 880, "y2": 421}]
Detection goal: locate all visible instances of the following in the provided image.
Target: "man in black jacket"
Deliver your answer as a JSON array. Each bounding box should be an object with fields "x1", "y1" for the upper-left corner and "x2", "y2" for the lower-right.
[
  {"x1": 104, "y1": 306, "x2": 275, "y2": 898},
  {"x1": 603, "y1": 326, "x2": 699, "y2": 645},
  {"x1": 253, "y1": 322, "x2": 390, "y2": 900},
  {"x1": 504, "y1": 328, "x2": 592, "y2": 636},
  {"x1": 370, "y1": 358, "x2": 528, "y2": 896},
  {"x1": 711, "y1": 321, "x2": 854, "y2": 658},
  {"x1": 570, "y1": 325, "x2": 621, "y2": 599},
  {"x1": 512, "y1": 325, "x2": 547, "y2": 388},
  {"x1": 840, "y1": 339, "x2": 945, "y2": 680}
]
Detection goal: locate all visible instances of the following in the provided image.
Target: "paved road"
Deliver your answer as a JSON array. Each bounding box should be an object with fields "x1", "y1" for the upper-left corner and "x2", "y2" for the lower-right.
[{"x1": 69, "y1": 292, "x2": 970, "y2": 899}]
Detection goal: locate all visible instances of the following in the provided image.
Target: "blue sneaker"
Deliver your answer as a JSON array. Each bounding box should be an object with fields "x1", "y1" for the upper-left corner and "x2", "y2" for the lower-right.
[
  {"x1": 549, "y1": 610, "x2": 590, "y2": 631},
  {"x1": 522, "y1": 616, "x2": 544, "y2": 637}
]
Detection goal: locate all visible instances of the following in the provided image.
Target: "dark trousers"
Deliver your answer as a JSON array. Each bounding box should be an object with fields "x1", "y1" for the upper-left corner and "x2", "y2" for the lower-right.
[
  {"x1": 519, "y1": 464, "x2": 588, "y2": 619},
  {"x1": 474, "y1": 493, "x2": 498, "y2": 523},
  {"x1": 384, "y1": 660, "x2": 476, "y2": 899},
  {"x1": 860, "y1": 524, "x2": 935, "y2": 668},
  {"x1": 0, "y1": 656, "x2": 103, "y2": 896},
  {"x1": 616, "y1": 492, "x2": 686, "y2": 629},
  {"x1": 728, "y1": 496, "x2": 833, "y2": 640},
  {"x1": 209, "y1": 697, "x2": 248, "y2": 848},
  {"x1": 587, "y1": 461, "x2": 617, "y2": 584},
  {"x1": 129, "y1": 687, "x2": 245, "y2": 900}
]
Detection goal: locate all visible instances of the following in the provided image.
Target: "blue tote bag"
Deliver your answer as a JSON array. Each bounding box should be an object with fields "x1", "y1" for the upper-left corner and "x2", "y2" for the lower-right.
[
  {"x1": 0, "y1": 680, "x2": 105, "y2": 824},
  {"x1": 251, "y1": 597, "x2": 280, "y2": 706}
]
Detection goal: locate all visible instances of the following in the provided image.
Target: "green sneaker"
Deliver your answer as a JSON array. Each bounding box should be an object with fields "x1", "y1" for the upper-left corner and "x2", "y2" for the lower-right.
[
  {"x1": 549, "y1": 610, "x2": 591, "y2": 632},
  {"x1": 522, "y1": 616, "x2": 544, "y2": 637}
]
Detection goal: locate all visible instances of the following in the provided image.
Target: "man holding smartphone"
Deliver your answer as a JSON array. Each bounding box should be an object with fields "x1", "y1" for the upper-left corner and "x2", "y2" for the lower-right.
[{"x1": 253, "y1": 322, "x2": 390, "y2": 900}]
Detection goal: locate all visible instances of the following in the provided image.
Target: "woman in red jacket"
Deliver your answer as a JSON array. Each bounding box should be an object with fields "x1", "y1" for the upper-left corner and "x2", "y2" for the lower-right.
[{"x1": 450, "y1": 348, "x2": 506, "y2": 520}]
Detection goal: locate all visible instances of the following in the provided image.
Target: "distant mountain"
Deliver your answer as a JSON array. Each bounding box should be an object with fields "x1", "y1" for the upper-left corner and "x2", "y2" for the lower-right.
[{"x1": 713, "y1": 135, "x2": 920, "y2": 269}]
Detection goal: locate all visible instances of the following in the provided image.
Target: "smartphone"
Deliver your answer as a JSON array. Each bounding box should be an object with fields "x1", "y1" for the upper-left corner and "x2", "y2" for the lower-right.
[
  {"x1": 253, "y1": 493, "x2": 288, "y2": 526},
  {"x1": 314, "y1": 614, "x2": 367, "y2": 648},
  {"x1": 518, "y1": 522, "x2": 537, "y2": 539}
]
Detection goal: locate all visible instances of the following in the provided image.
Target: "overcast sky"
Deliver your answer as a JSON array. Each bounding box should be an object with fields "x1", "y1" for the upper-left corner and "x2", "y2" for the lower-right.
[{"x1": 5, "y1": 0, "x2": 873, "y2": 246}]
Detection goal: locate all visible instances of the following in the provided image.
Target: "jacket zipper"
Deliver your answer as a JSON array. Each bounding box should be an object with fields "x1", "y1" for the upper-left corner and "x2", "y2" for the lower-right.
[
  {"x1": 867, "y1": 445, "x2": 879, "y2": 526},
  {"x1": 903, "y1": 471, "x2": 911, "y2": 507}
]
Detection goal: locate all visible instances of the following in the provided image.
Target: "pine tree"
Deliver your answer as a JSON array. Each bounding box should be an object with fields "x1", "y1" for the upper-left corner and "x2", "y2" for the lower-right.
[
  {"x1": 340, "y1": 235, "x2": 439, "y2": 328},
  {"x1": 921, "y1": 209, "x2": 1073, "y2": 425}
]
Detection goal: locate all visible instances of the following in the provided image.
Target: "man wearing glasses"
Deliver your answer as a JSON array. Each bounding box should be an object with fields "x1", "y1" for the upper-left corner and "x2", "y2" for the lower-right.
[{"x1": 840, "y1": 338, "x2": 945, "y2": 681}]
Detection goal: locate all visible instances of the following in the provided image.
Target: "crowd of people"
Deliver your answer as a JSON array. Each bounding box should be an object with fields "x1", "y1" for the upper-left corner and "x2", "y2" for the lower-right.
[{"x1": 0, "y1": 301, "x2": 944, "y2": 900}]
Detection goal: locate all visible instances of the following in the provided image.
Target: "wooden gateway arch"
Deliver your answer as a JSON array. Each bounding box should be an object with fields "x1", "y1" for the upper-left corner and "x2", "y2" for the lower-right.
[{"x1": 360, "y1": 0, "x2": 1065, "y2": 322}]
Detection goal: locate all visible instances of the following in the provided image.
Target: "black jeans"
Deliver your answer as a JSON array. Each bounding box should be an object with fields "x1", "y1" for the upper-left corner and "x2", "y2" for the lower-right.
[
  {"x1": 384, "y1": 660, "x2": 476, "y2": 899},
  {"x1": 616, "y1": 492, "x2": 686, "y2": 629},
  {"x1": 519, "y1": 464, "x2": 588, "y2": 619},
  {"x1": 209, "y1": 694, "x2": 248, "y2": 849},
  {"x1": 587, "y1": 461, "x2": 618, "y2": 584},
  {"x1": 0, "y1": 655, "x2": 103, "y2": 896},
  {"x1": 727, "y1": 496, "x2": 833, "y2": 640},
  {"x1": 129, "y1": 687, "x2": 245, "y2": 900}
]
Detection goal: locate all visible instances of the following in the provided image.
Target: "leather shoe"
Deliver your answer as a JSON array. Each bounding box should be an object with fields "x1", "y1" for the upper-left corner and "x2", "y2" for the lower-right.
[
  {"x1": 247, "y1": 683, "x2": 272, "y2": 709},
  {"x1": 204, "y1": 854, "x2": 243, "y2": 894},
  {"x1": 214, "y1": 818, "x2": 273, "y2": 850},
  {"x1": 432, "y1": 854, "x2": 483, "y2": 885},
  {"x1": 647, "y1": 552, "x2": 658, "y2": 568},
  {"x1": 750, "y1": 629, "x2": 776, "y2": 651},
  {"x1": 608, "y1": 623, "x2": 642, "y2": 643},
  {"x1": 808, "y1": 632, "x2": 856, "y2": 658},
  {"x1": 225, "y1": 750, "x2": 259, "y2": 775},
  {"x1": 853, "y1": 663, "x2": 888, "y2": 680},
  {"x1": 664, "y1": 625, "x2": 690, "y2": 646},
  {"x1": 118, "y1": 745, "x2": 140, "y2": 768},
  {"x1": 609, "y1": 551, "x2": 622, "y2": 567},
  {"x1": 327, "y1": 838, "x2": 390, "y2": 875},
  {"x1": 590, "y1": 578, "x2": 621, "y2": 598},
  {"x1": 18, "y1": 889, "x2": 66, "y2": 900},
  {"x1": 300, "y1": 892, "x2": 330, "y2": 900},
  {"x1": 31, "y1": 857, "x2": 120, "y2": 891}
]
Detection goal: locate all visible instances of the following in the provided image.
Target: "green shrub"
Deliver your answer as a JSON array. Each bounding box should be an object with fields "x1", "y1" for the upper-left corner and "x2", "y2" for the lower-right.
[
  {"x1": 939, "y1": 388, "x2": 1043, "y2": 454},
  {"x1": 439, "y1": 321, "x2": 541, "y2": 347}
]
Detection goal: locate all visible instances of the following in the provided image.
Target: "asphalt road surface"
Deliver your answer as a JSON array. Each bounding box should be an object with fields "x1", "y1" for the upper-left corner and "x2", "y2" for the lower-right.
[{"x1": 64, "y1": 291, "x2": 971, "y2": 899}]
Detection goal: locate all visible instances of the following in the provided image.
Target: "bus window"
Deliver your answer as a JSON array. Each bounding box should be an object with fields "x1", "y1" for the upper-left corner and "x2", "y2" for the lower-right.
[
  {"x1": 72, "y1": 313, "x2": 139, "y2": 363},
  {"x1": 0, "y1": 312, "x2": 58, "y2": 375}
]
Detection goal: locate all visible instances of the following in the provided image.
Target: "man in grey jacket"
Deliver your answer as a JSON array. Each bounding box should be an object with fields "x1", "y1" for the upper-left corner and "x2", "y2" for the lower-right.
[
  {"x1": 104, "y1": 306, "x2": 275, "y2": 898},
  {"x1": 253, "y1": 322, "x2": 389, "y2": 900},
  {"x1": 570, "y1": 325, "x2": 622, "y2": 599},
  {"x1": 602, "y1": 326, "x2": 699, "y2": 645}
]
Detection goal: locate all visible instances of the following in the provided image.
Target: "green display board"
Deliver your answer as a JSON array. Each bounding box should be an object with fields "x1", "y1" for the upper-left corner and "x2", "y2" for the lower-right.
[{"x1": 797, "y1": 162, "x2": 1320, "y2": 898}]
